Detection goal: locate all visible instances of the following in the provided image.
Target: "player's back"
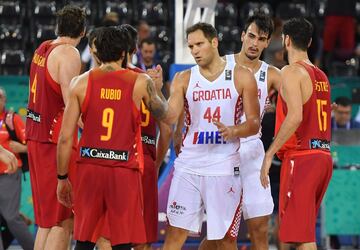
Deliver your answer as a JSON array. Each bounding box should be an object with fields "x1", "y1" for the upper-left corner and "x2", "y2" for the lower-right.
[
  {"x1": 276, "y1": 61, "x2": 331, "y2": 158},
  {"x1": 78, "y1": 68, "x2": 143, "y2": 170},
  {"x1": 26, "y1": 40, "x2": 66, "y2": 143}
]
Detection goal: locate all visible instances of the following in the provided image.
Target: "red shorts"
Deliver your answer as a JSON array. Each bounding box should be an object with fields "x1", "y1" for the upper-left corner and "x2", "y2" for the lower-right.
[
  {"x1": 28, "y1": 140, "x2": 77, "y2": 228},
  {"x1": 142, "y1": 154, "x2": 158, "y2": 243},
  {"x1": 74, "y1": 163, "x2": 146, "y2": 245},
  {"x1": 279, "y1": 150, "x2": 332, "y2": 243}
]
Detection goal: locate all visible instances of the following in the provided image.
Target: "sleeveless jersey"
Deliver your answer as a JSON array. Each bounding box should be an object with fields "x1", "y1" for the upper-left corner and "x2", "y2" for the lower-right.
[
  {"x1": 26, "y1": 40, "x2": 66, "y2": 143},
  {"x1": 226, "y1": 54, "x2": 269, "y2": 142},
  {"x1": 77, "y1": 68, "x2": 143, "y2": 171},
  {"x1": 175, "y1": 62, "x2": 241, "y2": 176},
  {"x1": 275, "y1": 61, "x2": 331, "y2": 160},
  {"x1": 129, "y1": 66, "x2": 156, "y2": 161}
]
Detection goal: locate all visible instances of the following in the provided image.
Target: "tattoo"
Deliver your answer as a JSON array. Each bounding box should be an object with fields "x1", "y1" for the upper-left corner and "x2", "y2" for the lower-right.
[
  {"x1": 146, "y1": 79, "x2": 168, "y2": 120},
  {"x1": 102, "y1": 65, "x2": 116, "y2": 72}
]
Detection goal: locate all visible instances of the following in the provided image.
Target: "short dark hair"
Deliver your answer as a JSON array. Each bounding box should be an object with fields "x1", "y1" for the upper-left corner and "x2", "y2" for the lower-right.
[
  {"x1": 335, "y1": 96, "x2": 352, "y2": 107},
  {"x1": 121, "y1": 24, "x2": 138, "y2": 54},
  {"x1": 243, "y1": 13, "x2": 274, "y2": 39},
  {"x1": 87, "y1": 27, "x2": 102, "y2": 48},
  {"x1": 56, "y1": 5, "x2": 86, "y2": 38},
  {"x1": 140, "y1": 37, "x2": 155, "y2": 48},
  {"x1": 186, "y1": 22, "x2": 217, "y2": 42},
  {"x1": 282, "y1": 18, "x2": 313, "y2": 51},
  {"x1": 94, "y1": 26, "x2": 129, "y2": 64}
]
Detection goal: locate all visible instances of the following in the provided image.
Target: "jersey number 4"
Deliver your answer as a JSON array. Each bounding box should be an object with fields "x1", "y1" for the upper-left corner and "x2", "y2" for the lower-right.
[{"x1": 203, "y1": 106, "x2": 221, "y2": 123}]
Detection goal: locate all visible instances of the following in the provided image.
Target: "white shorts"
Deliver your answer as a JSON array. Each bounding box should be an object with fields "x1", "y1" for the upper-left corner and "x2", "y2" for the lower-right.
[
  {"x1": 239, "y1": 138, "x2": 274, "y2": 220},
  {"x1": 166, "y1": 169, "x2": 242, "y2": 240}
]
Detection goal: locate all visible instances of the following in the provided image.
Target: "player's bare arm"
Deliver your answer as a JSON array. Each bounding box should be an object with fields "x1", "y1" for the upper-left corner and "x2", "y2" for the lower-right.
[
  {"x1": 48, "y1": 45, "x2": 82, "y2": 105},
  {"x1": 267, "y1": 65, "x2": 281, "y2": 92},
  {"x1": 56, "y1": 75, "x2": 83, "y2": 207},
  {"x1": 260, "y1": 65, "x2": 304, "y2": 188},
  {"x1": 155, "y1": 121, "x2": 173, "y2": 170},
  {"x1": 214, "y1": 65, "x2": 260, "y2": 140}
]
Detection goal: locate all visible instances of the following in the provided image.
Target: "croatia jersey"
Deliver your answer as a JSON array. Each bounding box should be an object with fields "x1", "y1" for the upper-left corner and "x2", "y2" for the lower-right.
[
  {"x1": 175, "y1": 62, "x2": 241, "y2": 176},
  {"x1": 226, "y1": 54, "x2": 269, "y2": 142}
]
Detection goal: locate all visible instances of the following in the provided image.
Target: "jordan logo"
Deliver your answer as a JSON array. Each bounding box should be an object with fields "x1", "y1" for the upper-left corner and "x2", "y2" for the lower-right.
[
  {"x1": 227, "y1": 186, "x2": 235, "y2": 194},
  {"x1": 194, "y1": 81, "x2": 201, "y2": 89}
]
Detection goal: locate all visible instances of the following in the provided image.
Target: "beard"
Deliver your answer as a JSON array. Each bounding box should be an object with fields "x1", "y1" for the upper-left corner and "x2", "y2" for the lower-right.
[{"x1": 245, "y1": 52, "x2": 258, "y2": 61}]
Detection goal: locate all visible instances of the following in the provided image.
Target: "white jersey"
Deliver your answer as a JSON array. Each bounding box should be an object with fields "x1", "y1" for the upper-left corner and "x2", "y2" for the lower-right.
[
  {"x1": 225, "y1": 54, "x2": 269, "y2": 142},
  {"x1": 175, "y1": 62, "x2": 241, "y2": 176}
]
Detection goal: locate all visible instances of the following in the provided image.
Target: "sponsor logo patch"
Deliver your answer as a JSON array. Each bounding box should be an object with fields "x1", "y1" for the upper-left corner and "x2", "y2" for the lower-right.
[
  {"x1": 80, "y1": 147, "x2": 129, "y2": 161},
  {"x1": 309, "y1": 139, "x2": 330, "y2": 150},
  {"x1": 259, "y1": 70, "x2": 266, "y2": 82},
  {"x1": 27, "y1": 109, "x2": 41, "y2": 123},
  {"x1": 169, "y1": 201, "x2": 187, "y2": 215},
  {"x1": 225, "y1": 69, "x2": 232, "y2": 80},
  {"x1": 141, "y1": 135, "x2": 156, "y2": 146},
  {"x1": 192, "y1": 131, "x2": 227, "y2": 144}
]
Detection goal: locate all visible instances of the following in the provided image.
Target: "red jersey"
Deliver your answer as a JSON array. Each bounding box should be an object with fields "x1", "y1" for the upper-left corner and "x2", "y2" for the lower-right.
[
  {"x1": 26, "y1": 40, "x2": 65, "y2": 143},
  {"x1": 77, "y1": 68, "x2": 143, "y2": 171},
  {"x1": 129, "y1": 66, "x2": 157, "y2": 161},
  {"x1": 275, "y1": 61, "x2": 331, "y2": 160}
]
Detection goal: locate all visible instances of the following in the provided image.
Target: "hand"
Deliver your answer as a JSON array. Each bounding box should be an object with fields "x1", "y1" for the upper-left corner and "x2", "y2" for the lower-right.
[
  {"x1": 57, "y1": 179, "x2": 73, "y2": 208},
  {"x1": 260, "y1": 153, "x2": 273, "y2": 188},
  {"x1": 9, "y1": 140, "x2": 26, "y2": 153},
  {"x1": 173, "y1": 131, "x2": 182, "y2": 157},
  {"x1": 0, "y1": 147, "x2": 18, "y2": 174},
  {"x1": 212, "y1": 119, "x2": 236, "y2": 141},
  {"x1": 147, "y1": 64, "x2": 163, "y2": 91},
  {"x1": 331, "y1": 102, "x2": 338, "y2": 111}
]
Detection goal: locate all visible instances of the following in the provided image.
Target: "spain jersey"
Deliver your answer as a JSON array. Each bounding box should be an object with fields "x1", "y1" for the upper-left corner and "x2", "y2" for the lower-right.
[
  {"x1": 77, "y1": 68, "x2": 143, "y2": 171},
  {"x1": 276, "y1": 61, "x2": 331, "y2": 160},
  {"x1": 129, "y1": 65, "x2": 157, "y2": 161},
  {"x1": 26, "y1": 40, "x2": 66, "y2": 143},
  {"x1": 175, "y1": 62, "x2": 241, "y2": 176}
]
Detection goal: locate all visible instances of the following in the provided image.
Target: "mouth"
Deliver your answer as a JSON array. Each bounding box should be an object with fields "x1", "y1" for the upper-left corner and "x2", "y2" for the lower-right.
[{"x1": 248, "y1": 48, "x2": 258, "y2": 53}]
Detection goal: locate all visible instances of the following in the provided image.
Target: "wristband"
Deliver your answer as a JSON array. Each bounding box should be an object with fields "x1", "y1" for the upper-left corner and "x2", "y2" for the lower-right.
[{"x1": 57, "y1": 173, "x2": 68, "y2": 180}]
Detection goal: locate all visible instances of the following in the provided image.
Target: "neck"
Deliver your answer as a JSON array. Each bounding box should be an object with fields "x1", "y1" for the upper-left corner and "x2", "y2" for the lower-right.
[
  {"x1": 100, "y1": 61, "x2": 124, "y2": 72},
  {"x1": 54, "y1": 36, "x2": 80, "y2": 47},
  {"x1": 236, "y1": 51, "x2": 261, "y2": 71},
  {"x1": 143, "y1": 59, "x2": 153, "y2": 66},
  {"x1": 288, "y1": 49, "x2": 310, "y2": 65},
  {"x1": 202, "y1": 54, "x2": 225, "y2": 73}
]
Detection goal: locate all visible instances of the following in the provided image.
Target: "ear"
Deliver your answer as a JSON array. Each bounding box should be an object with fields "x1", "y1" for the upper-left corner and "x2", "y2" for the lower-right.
[
  {"x1": 285, "y1": 35, "x2": 291, "y2": 48},
  {"x1": 241, "y1": 31, "x2": 245, "y2": 42},
  {"x1": 307, "y1": 37, "x2": 312, "y2": 48},
  {"x1": 212, "y1": 37, "x2": 218, "y2": 48}
]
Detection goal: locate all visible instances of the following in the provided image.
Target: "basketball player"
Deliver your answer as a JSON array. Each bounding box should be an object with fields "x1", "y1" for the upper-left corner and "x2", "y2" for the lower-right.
[
  {"x1": 162, "y1": 23, "x2": 260, "y2": 250},
  {"x1": 56, "y1": 26, "x2": 171, "y2": 250},
  {"x1": 122, "y1": 24, "x2": 172, "y2": 250},
  {"x1": 260, "y1": 18, "x2": 332, "y2": 250},
  {"x1": 198, "y1": 13, "x2": 280, "y2": 250},
  {"x1": 26, "y1": 5, "x2": 86, "y2": 250}
]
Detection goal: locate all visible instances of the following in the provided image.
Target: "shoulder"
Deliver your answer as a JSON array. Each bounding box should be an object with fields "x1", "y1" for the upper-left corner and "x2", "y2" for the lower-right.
[
  {"x1": 172, "y1": 69, "x2": 191, "y2": 87},
  {"x1": 70, "y1": 71, "x2": 89, "y2": 91},
  {"x1": 234, "y1": 64, "x2": 254, "y2": 79},
  {"x1": 267, "y1": 65, "x2": 281, "y2": 77},
  {"x1": 352, "y1": 119, "x2": 360, "y2": 128},
  {"x1": 52, "y1": 44, "x2": 80, "y2": 62}
]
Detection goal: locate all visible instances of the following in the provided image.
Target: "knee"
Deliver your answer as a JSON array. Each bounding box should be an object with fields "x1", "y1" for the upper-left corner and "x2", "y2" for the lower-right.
[{"x1": 248, "y1": 219, "x2": 269, "y2": 237}]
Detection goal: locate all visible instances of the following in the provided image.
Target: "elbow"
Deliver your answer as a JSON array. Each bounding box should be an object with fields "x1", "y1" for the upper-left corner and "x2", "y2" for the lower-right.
[
  {"x1": 290, "y1": 113, "x2": 302, "y2": 127},
  {"x1": 250, "y1": 118, "x2": 261, "y2": 135}
]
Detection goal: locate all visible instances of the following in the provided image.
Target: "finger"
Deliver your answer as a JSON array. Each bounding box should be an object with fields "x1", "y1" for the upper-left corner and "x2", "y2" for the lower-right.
[{"x1": 156, "y1": 64, "x2": 163, "y2": 72}]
